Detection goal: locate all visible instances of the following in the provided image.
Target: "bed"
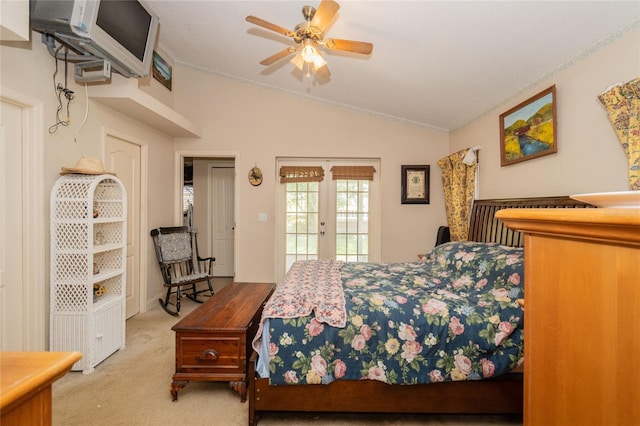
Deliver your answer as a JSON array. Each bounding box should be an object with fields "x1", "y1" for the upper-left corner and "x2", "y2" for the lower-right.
[{"x1": 248, "y1": 196, "x2": 593, "y2": 425}]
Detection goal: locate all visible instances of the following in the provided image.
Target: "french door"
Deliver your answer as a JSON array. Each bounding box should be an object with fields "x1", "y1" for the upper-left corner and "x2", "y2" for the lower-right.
[{"x1": 275, "y1": 158, "x2": 380, "y2": 282}]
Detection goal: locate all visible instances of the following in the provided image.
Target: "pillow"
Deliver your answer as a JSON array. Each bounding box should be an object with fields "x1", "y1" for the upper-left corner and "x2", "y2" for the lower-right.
[
  {"x1": 421, "y1": 242, "x2": 525, "y2": 298},
  {"x1": 424, "y1": 241, "x2": 523, "y2": 275}
]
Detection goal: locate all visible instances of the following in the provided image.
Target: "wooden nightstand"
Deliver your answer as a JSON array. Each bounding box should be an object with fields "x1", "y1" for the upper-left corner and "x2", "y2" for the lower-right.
[{"x1": 170, "y1": 282, "x2": 275, "y2": 402}]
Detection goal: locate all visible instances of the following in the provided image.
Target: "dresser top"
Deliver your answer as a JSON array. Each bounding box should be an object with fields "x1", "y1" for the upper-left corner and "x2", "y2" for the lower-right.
[
  {"x1": 496, "y1": 208, "x2": 640, "y2": 245},
  {"x1": 1, "y1": 351, "x2": 82, "y2": 410}
]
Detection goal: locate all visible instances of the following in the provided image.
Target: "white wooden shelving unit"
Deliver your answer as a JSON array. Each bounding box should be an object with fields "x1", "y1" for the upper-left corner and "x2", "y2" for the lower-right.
[{"x1": 50, "y1": 174, "x2": 127, "y2": 373}]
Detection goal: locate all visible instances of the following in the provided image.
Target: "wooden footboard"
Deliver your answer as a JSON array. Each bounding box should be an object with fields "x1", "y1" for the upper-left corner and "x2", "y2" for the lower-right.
[{"x1": 248, "y1": 352, "x2": 522, "y2": 425}]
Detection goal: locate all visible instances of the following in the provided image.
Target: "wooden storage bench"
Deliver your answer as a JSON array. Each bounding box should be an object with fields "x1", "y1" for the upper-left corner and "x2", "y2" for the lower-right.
[{"x1": 171, "y1": 282, "x2": 275, "y2": 402}]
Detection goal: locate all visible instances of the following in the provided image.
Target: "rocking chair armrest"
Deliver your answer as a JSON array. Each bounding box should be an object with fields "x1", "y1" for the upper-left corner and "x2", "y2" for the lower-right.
[{"x1": 197, "y1": 256, "x2": 215, "y2": 274}]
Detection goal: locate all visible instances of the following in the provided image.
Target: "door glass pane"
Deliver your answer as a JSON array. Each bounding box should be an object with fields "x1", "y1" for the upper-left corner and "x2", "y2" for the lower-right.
[
  {"x1": 336, "y1": 234, "x2": 346, "y2": 256},
  {"x1": 358, "y1": 235, "x2": 369, "y2": 255},
  {"x1": 296, "y1": 213, "x2": 308, "y2": 233},
  {"x1": 308, "y1": 213, "x2": 319, "y2": 234},
  {"x1": 296, "y1": 234, "x2": 308, "y2": 253},
  {"x1": 285, "y1": 181, "x2": 319, "y2": 271},
  {"x1": 335, "y1": 179, "x2": 370, "y2": 262},
  {"x1": 358, "y1": 213, "x2": 369, "y2": 233},
  {"x1": 336, "y1": 212, "x2": 347, "y2": 233}
]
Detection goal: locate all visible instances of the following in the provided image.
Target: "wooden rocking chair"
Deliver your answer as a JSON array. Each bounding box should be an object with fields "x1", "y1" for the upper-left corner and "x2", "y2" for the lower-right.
[{"x1": 150, "y1": 226, "x2": 215, "y2": 316}]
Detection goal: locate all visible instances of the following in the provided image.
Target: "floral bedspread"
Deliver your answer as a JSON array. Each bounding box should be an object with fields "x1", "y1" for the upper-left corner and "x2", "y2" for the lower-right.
[{"x1": 257, "y1": 242, "x2": 525, "y2": 385}]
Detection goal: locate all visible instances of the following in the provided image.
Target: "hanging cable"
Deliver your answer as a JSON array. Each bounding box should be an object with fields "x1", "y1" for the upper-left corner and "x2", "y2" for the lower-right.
[
  {"x1": 49, "y1": 45, "x2": 75, "y2": 134},
  {"x1": 74, "y1": 83, "x2": 88, "y2": 157}
]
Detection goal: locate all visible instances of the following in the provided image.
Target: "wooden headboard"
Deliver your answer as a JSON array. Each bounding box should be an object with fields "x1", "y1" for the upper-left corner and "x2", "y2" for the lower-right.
[{"x1": 468, "y1": 196, "x2": 594, "y2": 247}]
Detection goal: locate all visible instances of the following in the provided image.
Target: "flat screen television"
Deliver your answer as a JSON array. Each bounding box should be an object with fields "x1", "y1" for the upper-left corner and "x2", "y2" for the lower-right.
[{"x1": 31, "y1": 0, "x2": 160, "y2": 78}]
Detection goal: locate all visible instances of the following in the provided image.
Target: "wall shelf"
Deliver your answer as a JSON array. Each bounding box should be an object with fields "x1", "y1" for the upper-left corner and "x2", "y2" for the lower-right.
[{"x1": 89, "y1": 77, "x2": 202, "y2": 138}]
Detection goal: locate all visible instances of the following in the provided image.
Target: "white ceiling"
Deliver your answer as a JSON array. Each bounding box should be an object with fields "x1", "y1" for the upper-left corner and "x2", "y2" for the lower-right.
[{"x1": 145, "y1": 1, "x2": 640, "y2": 131}]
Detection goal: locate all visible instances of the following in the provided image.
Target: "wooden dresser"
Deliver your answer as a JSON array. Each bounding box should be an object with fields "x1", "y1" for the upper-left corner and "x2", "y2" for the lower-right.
[
  {"x1": 496, "y1": 208, "x2": 640, "y2": 425},
  {"x1": 1, "y1": 351, "x2": 81, "y2": 425},
  {"x1": 171, "y1": 282, "x2": 275, "y2": 402}
]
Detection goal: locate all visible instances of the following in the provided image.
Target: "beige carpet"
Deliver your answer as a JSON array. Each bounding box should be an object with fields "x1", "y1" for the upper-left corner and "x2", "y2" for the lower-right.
[{"x1": 52, "y1": 279, "x2": 522, "y2": 426}]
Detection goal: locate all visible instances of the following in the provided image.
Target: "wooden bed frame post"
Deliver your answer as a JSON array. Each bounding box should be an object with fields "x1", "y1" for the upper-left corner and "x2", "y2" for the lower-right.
[{"x1": 248, "y1": 352, "x2": 259, "y2": 426}]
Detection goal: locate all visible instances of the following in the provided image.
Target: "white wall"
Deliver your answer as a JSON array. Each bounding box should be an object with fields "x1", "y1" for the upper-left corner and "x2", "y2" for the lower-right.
[
  {"x1": 172, "y1": 66, "x2": 450, "y2": 282},
  {"x1": 1, "y1": 35, "x2": 178, "y2": 340},
  {"x1": 450, "y1": 27, "x2": 639, "y2": 198}
]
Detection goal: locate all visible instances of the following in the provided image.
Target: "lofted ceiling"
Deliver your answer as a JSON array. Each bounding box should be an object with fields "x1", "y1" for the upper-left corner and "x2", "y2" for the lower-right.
[{"x1": 145, "y1": 1, "x2": 640, "y2": 131}]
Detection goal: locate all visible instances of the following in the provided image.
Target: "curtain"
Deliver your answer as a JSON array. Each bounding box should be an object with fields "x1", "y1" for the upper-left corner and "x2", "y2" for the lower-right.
[
  {"x1": 330, "y1": 165, "x2": 376, "y2": 180},
  {"x1": 279, "y1": 166, "x2": 324, "y2": 183},
  {"x1": 598, "y1": 77, "x2": 640, "y2": 190},
  {"x1": 437, "y1": 148, "x2": 477, "y2": 241}
]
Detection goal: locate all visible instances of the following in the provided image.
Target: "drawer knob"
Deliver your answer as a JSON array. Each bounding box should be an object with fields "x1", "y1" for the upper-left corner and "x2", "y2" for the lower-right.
[{"x1": 197, "y1": 349, "x2": 219, "y2": 362}]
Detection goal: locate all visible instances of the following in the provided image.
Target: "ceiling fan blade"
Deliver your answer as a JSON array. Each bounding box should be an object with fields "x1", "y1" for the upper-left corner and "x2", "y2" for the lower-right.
[
  {"x1": 324, "y1": 38, "x2": 373, "y2": 55},
  {"x1": 310, "y1": 0, "x2": 340, "y2": 32},
  {"x1": 246, "y1": 15, "x2": 295, "y2": 38},
  {"x1": 260, "y1": 46, "x2": 297, "y2": 66}
]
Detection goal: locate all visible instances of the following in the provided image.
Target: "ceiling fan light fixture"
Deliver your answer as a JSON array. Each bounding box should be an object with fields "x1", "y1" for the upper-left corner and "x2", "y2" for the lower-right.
[
  {"x1": 312, "y1": 53, "x2": 327, "y2": 71},
  {"x1": 291, "y1": 52, "x2": 305, "y2": 71},
  {"x1": 293, "y1": 39, "x2": 326, "y2": 73},
  {"x1": 301, "y1": 39, "x2": 319, "y2": 63}
]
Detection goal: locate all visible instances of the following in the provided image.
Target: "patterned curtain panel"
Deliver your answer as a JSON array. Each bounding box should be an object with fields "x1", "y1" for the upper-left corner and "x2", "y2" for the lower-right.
[
  {"x1": 598, "y1": 77, "x2": 640, "y2": 190},
  {"x1": 437, "y1": 148, "x2": 477, "y2": 241}
]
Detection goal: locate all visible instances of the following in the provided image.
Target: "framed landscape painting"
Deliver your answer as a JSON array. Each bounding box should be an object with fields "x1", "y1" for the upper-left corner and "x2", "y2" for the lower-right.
[
  {"x1": 152, "y1": 51, "x2": 172, "y2": 91},
  {"x1": 500, "y1": 85, "x2": 557, "y2": 166}
]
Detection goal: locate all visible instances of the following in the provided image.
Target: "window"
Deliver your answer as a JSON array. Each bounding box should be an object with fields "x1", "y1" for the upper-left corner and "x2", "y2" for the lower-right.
[{"x1": 276, "y1": 159, "x2": 379, "y2": 280}]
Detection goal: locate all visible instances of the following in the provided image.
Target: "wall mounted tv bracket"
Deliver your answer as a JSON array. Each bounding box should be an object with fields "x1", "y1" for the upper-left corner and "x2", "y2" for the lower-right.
[
  {"x1": 42, "y1": 34, "x2": 112, "y2": 83},
  {"x1": 74, "y1": 58, "x2": 111, "y2": 83}
]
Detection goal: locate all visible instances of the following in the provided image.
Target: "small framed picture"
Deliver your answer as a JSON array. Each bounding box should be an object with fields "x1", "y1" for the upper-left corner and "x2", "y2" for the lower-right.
[
  {"x1": 499, "y1": 85, "x2": 557, "y2": 166},
  {"x1": 401, "y1": 165, "x2": 430, "y2": 204},
  {"x1": 152, "y1": 51, "x2": 172, "y2": 91}
]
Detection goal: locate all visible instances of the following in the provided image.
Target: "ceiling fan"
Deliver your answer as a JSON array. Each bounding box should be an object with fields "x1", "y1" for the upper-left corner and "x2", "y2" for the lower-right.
[{"x1": 246, "y1": 0, "x2": 373, "y2": 75}]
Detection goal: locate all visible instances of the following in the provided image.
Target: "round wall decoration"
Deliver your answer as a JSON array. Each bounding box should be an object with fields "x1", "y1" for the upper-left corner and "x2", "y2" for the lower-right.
[{"x1": 249, "y1": 166, "x2": 263, "y2": 186}]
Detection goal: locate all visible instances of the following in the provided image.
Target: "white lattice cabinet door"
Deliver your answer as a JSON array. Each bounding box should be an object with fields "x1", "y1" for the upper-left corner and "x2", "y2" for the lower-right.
[{"x1": 50, "y1": 174, "x2": 127, "y2": 373}]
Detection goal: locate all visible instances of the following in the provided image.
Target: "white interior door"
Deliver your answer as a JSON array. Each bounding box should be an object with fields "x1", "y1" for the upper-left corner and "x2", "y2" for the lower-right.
[
  {"x1": 105, "y1": 133, "x2": 142, "y2": 319},
  {"x1": 0, "y1": 92, "x2": 45, "y2": 351},
  {"x1": 209, "y1": 166, "x2": 235, "y2": 277},
  {"x1": 0, "y1": 101, "x2": 23, "y2": 350}
]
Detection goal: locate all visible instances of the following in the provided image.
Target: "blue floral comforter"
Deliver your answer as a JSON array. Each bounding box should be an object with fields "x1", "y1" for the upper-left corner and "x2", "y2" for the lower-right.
[{"x1": 255, "y1": 241, "x2": 524, "y2": 385}]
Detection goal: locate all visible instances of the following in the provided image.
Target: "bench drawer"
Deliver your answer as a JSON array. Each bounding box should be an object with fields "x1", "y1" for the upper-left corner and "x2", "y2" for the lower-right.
[{"x1": 177, "y1": 334, "x2": 244, "y2": 372}]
